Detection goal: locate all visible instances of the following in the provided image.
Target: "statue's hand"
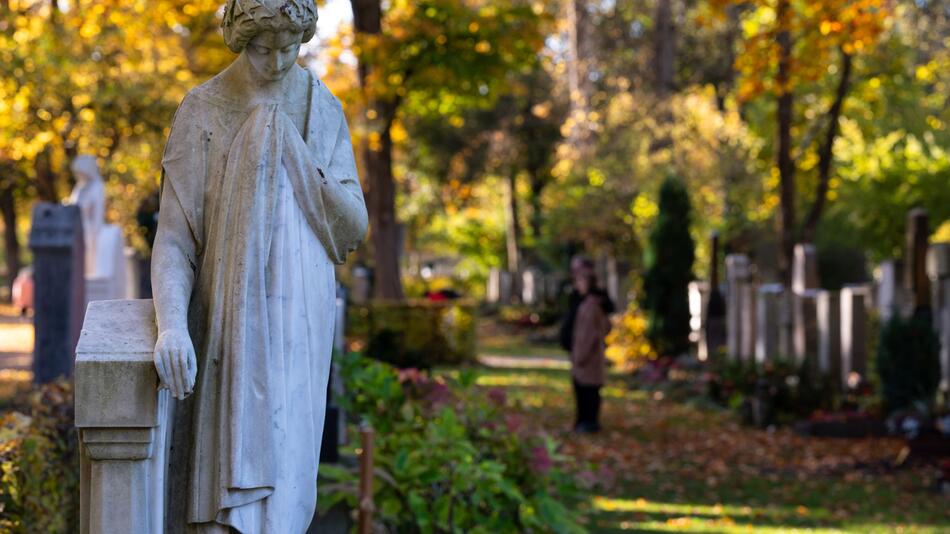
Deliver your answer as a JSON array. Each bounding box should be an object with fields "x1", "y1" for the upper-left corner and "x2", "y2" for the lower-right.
[{"x1": 154, "y1": 328, "x2": 197, "y2": 400}]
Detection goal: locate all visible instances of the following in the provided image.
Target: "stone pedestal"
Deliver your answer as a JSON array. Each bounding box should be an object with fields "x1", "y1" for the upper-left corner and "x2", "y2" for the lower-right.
[
  {"x1": 29, "y1": 203, "x2": 86, "y2": 383},
  {"x1": 816, "y1": 290, "x2": 841, "y2": 383},
  {"x1": 75, "y1": 299, "x2": 168, "y2": 534},
  {"x1": 85, "y1": 224, "x2": 130, "y2": 303},
  {"x1": 725, "y1": 254, "x2": 750, "y2": 360}
]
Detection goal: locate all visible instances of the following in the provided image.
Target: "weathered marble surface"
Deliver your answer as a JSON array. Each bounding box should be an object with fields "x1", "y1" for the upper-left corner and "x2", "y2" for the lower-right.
[
  {"x1": 75, "y1": 299, "x2": 170, "y2": 534},
  {"x1": 68, "y1": 155, "x2": 130, "y2": 302},
  {"x1": 151, "y1": 1, "x2": 367, "y2": 531}
]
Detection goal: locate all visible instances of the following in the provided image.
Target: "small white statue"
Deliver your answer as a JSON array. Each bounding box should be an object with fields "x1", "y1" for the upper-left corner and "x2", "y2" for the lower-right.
[
  {"x1": 68, "y1": 155, "x2": 105, "y2": 274},
  {"x1": 151, "y1": 0, "x2": 368, "y2": 531}
]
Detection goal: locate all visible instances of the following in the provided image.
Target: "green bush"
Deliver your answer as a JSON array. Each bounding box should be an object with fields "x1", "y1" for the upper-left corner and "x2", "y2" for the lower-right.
[
  {"x1": 0, "y1": 380, "x2": 79, "y2": 533},
  {"x1": 641, "y1": 176, "x2": 695, "y2": 357},
  {"x1": 876, "y1": 311, "x2": 941, "y2": 413},
  {"x1": 707, "y1": 358, "x2": 838, "y2": 425},
  {"x1": 320, "y1": 353, "x2": 585, "y2": 534},
  {"x1": 348, "y1": 300, "x2": 477, "y2": 369}
]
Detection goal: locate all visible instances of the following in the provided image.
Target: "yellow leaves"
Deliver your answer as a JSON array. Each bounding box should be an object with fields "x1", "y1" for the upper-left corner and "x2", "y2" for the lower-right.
[
  {"x1": 587, "y1": 168, "x2": 606, "y2": 187},
  {"x1": 474, "y1": 40, "x2": 492, "y2": 54},
  {"x1": 78, "y1": 108, "x2": 96, "y2": 123}
]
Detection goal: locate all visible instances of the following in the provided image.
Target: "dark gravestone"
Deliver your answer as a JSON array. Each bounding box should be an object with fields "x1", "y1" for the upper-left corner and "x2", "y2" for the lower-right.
[
  {"x1": 28, "y1": 203, "x2": 85, "y2": 383},
  {"x1": 905, "y1": 208, "x2": 931, "y2": 315},
  {"x1": 704, "y1": 232, "x2": 726, "y2": 358}
]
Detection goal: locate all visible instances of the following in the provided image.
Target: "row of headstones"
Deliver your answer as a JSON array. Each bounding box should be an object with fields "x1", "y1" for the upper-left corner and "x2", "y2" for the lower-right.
[
  {"x1": 693, "y1": 236, "x2": 950, "y2": 393},
  {"x1": 485, "y1": 268, "x2": 564, "y2": 306}
]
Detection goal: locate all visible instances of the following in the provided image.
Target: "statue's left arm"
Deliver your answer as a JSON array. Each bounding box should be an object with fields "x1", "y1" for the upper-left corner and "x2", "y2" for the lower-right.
[{"x1": 281, "y1": 107, "x2": 368, "y2": 264}]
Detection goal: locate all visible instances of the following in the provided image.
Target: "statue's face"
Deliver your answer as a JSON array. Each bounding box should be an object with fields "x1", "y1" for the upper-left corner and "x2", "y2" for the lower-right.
[{"x1": 245, "y1": 30, "x2": 304, "y2": 82}]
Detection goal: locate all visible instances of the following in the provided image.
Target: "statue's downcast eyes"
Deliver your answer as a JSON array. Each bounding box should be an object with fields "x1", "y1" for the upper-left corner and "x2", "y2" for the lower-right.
[{"x1": 222, "y1": 0, "x2": 318, "y2": 53}]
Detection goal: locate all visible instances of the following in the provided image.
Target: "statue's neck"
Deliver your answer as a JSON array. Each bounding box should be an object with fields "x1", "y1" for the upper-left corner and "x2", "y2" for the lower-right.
[{"x1": 226, "y1": 54, "x2": 300, "y2": 106}]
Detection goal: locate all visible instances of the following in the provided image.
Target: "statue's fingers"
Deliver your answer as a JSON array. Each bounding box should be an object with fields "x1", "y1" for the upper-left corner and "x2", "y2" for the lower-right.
[
  {"x1": 187, "y1": 349, "x2": 197, "y2": 394},
  {"x1": 171, "y1": 349, "x2": 185, "y2": 399},
  {"x1": 154, "y1": 351, "x2": 171, "y2": 390}
]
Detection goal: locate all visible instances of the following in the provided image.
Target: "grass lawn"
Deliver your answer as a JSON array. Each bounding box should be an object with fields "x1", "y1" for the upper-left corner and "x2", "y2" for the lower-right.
[{"x1": 463, "y1": 340, "x2": 950, "y2": 533}]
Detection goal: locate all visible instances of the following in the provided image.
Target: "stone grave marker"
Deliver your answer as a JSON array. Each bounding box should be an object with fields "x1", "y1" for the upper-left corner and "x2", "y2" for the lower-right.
[
  {"x1": 756, "y1": 284, "x2": 785, "y2": 364},
  {"x1": 725, "y1": 254, "x2": 750, "y2": 360},
  {"x1": 792, "y1": 243, "x2": 819, "y2": 293},
  {"x1": 816, "y1": 290, "x2": 841, "y2": 383},
  {"x1": 793, "y1": 289, "x2": 819, "y2": 369},
  {"x1": 905, "y1": 208, "x2": 931, "y2": 314},
  {"x1": 28, "y1": 203, "x2": 85, "y2": 383},
  {"x1": 840, "y1": 285, "x2": 869, "y2": 391}
]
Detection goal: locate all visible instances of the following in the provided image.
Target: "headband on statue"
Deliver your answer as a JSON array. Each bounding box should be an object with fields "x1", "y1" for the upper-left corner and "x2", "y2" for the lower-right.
[{"x1": 221, "y1": 0, "x2": 318, "y2": 53}]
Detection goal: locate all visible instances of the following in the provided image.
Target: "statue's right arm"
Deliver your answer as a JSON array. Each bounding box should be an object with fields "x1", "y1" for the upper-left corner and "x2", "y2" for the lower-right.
[{"x1": 151, "y1": 180, "x2": 198, "y2": 400}]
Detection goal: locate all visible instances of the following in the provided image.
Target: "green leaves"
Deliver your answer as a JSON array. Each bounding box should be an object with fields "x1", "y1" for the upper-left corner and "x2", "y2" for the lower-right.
[{"x1": 328, "y1": 352, "x2": 586, "y2": 532}]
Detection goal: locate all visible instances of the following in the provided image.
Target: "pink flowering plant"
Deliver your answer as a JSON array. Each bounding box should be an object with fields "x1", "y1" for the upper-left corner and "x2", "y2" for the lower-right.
[{"x1": 319, "y1": 353, "x2": 585, "y2": 533}]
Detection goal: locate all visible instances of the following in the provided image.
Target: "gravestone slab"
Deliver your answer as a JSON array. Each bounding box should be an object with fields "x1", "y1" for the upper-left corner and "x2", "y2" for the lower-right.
[
  {"x1": 840, "y1": 285, "x2": 869, "y2": 391},
  {"x1": 876, "y1": 260, "x2": 901, "y2": 321},
  {"x1": 794, "y1": 290, "x2": 819, "y2": 369},
  {"x1": 816, "y1": 290, "x2": 841, "y2": 384},
  {"x1": 905, "y1": 208, "x2": 930, "y2": 312},
  {"x1": 28, "y1": 203, "x2": 85, "y2": 383},
  {"x1": 739, "y1": 282, "x2": 757, "y2": 362},
  {"x1": 792, "y1": 244, "x2": 819, "y2": 293},
  {"x1": 725, "y1": 254, "x2": 750, "y2": 360},
  {"x1": 756, "y1": 284, "x2": 784, "y2": 364}
]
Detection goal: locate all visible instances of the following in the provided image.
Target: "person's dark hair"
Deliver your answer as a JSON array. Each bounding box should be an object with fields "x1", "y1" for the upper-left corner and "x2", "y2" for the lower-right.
[{"x1": 222, "y1": 0, "x2": 318, "y2": 53}]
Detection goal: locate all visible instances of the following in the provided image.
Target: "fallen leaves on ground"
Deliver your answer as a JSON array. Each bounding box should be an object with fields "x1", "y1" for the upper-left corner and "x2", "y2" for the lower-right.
[{"x1": 468, "y1": 353, "x2": 950, "y2": 533}]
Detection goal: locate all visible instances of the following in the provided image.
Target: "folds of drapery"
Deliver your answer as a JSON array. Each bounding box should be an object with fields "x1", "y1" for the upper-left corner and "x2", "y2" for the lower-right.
[{"x1": 157, "y1": 73, "x2": 368, "y2": 526}]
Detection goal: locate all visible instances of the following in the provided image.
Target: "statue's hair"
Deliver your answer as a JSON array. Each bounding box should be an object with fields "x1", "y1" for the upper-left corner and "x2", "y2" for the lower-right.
[{"x1": 222, "y1": 0, "x2": 317, "y2": 53}]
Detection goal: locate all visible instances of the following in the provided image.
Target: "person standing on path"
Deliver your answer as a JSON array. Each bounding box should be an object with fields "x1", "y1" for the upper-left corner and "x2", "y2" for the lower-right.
[{"x1": 570, "y1": 268, "x2": 611, "y2": 433}]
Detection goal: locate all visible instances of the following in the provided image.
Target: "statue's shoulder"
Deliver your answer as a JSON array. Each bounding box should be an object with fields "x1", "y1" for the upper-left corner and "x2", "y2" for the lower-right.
[{"x1": 178, "y1": 73, "x2": 243, "y2": 117}]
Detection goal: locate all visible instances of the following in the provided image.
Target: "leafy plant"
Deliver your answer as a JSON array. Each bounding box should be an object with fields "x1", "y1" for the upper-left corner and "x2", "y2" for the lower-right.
[
  {"x1": 321, "y1": 353, "x2": 586, "y2": 534},
  {"x1": 0, "y1": 380, "x2": 79, "y2": 533},
  {"x1": 348, "y1": 301, "x2": 477, "y2": 369},
  {"x1": 876, "y1": 311, "x2": 941, "y2": 413}
]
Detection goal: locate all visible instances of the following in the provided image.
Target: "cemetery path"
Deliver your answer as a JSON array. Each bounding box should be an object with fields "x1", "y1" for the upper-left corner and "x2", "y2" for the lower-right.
[
  {"x1": 0, "y1": 305, "x2": 32, "y2": 371},
  {"x1": 474, "y1": 350, "x2": 950, "y2": 533}
]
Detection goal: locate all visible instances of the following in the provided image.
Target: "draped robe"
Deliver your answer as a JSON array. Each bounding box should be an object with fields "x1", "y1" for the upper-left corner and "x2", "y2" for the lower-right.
[{"x1": 155, "y1": 67, "x2": 367, "y2": 533}]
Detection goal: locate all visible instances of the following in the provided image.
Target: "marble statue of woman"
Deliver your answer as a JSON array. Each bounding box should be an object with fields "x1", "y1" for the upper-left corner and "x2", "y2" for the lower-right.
[
  {"x1": 150, "y1": 0, "x2": 367, "y2": 531},
  {"x1": 68, "y1": 155, "x2": 105, "y2": 275}
]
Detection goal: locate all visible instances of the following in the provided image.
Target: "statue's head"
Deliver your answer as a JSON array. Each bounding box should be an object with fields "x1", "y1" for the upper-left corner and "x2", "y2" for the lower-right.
[
  {"x1": 71, "y1": 155, "x2": 101, "y2": 184},
  {"x1": 222, "y1": 0, "x2": 317, "y2": 82}
]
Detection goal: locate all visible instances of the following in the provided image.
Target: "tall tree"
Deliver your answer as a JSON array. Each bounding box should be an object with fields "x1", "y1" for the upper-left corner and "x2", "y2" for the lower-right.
[
  {"x1": 0, "y1": 0, "x2": 230, "y2": 285},
  {"x1": 347, "y1": 0, "x2": 544, "y2": 299},
  {"x1": 642, "y1": 176, "x2": 695, "y2": 357},
  {"x1": 712, "y1": 0, "x2": 887, "y2": 284}
]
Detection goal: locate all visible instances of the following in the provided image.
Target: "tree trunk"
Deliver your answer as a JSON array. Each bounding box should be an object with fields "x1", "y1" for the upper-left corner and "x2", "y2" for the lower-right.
[
  {"x1": 351, "y1": 0, "x2": 404, "y2": 300},
  {"x1": 505, "y1": 171, "x2": 522, "y2": 281},
  {"x1": 654, "y1": 0, "x2": 675, "y2": 98},
  {"x1": 776, "y1": 0, "x2": 795, "y2": 287},
  {"x1": 0, "y1": 183, "x2": 21, "y2": 290},
  {"x1": 565, "y1": 0, "x2": 592, "y2": 148},
  {"x1": 34, "y1": 146, "x2": 60, "y2": 203},
  {"x1": 801, "y1": 50, "x2": 852, "y2": 244},
  {"x1": 528, "y1": 167, "x2": 544, "y2": 241}
]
